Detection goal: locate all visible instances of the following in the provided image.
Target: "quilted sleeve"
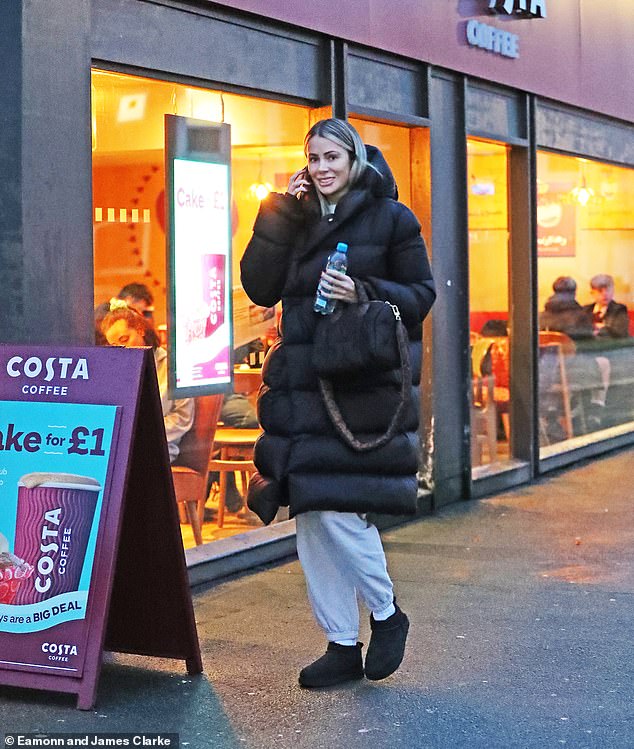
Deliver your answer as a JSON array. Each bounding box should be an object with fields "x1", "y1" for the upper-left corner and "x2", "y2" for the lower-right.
[
  {"x1": 240, "y1": 192, "x2": 302, "y2": 308},
  {"x1": 360, "y1": 202, "x2": 436, "y2": 330}
]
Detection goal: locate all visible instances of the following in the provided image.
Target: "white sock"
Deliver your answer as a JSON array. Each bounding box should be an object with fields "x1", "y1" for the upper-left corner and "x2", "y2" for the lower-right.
[
  {"x1": 334, "y1": 639, "x2": 358, "y2": 647},
  {"x1": 373, "y1": 602, "x2": 396, "y2": 621}
]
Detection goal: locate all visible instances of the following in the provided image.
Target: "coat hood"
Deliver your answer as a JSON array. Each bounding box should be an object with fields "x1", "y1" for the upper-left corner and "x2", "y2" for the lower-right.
[{"x1": 361, "y1": 145, "x2": 398, "y2": 200}]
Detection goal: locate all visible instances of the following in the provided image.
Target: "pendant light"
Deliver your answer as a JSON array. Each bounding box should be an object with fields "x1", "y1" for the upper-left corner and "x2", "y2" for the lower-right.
[{"x1": 249, "y1": 154, "x2": 273, "y2": 201}]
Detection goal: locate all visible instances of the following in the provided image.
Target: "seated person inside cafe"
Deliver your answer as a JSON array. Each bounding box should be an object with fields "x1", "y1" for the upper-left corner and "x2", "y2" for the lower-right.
[
  {"x1": 582, "y1": 274, "x2": 633, "y2": 428},
  {"x1": 117, "y1": 282, "x2": 155, "y2": 321},
  {"x1": 583, "y1": 274, "x2": 630, "y2": 339},
  {"x1": 94, "y1": 282, "x2": 157, "y2": 345},
  {"x1": 539, "y1": 276, "x2": 593, "y2": 340},
  {"x1": 480, "y1": 319, "x2": 508, "y2": 338},
  {"x1": 100, "y1": 302, "x2": 194, "y2": 463}
]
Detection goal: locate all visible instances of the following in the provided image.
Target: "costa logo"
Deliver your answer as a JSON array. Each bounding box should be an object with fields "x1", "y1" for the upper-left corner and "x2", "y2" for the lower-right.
[
  {"x1": 488, "y1": 0, "x2": 547, "y2": 18},
  {"x1": 41, "y1": 642, "x2": 78, "y2": 656},
  {"x1": 34, "y1": 508, "x2": 62, "y2": 594},
  {"x1": 6, "y1": 356, "x2": 89, "y2": 382}
]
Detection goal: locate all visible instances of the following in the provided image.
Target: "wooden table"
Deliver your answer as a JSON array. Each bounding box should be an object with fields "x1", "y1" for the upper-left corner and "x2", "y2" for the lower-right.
[
  {"x1": 210, "y1": 427, "x2": 262, "y2": 527},
  {"x1": 233, "y1": 367, "x2": 262, "y2": 411},
  {"x1": 233, "y1": 366, "x2": 262, "y2": 394},
  {"x1": 213, "y1": 427, "x2": 263, "y2": 446}
]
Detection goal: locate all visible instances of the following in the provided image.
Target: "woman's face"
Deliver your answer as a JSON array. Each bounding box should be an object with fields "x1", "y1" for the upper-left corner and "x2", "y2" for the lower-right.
[
  {"x1": 105, "y1": 318, "x2": 146, "y2": 347},
  {"x1": 307, "y1": 135, "x2": 352, "y2": 204}
]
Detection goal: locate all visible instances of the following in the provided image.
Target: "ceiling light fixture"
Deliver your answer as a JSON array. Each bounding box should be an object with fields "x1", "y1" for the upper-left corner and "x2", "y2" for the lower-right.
[
  {"x1": 248, "y1": 155, "x2": 273, "y2": 201},
  {"x1": 571, "y1": 176, "x2": 595, "y2": 207}
]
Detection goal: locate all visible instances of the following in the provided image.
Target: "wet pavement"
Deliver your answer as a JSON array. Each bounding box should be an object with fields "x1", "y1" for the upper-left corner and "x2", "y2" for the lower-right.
[{"x1": 1, "y1": 447, "x2": 633, "y2": 748}]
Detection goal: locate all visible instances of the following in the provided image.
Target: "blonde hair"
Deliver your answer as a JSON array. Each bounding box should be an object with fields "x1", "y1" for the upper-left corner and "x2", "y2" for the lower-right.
[{"x1": 304, "y1": 119, "x2": 372, "y2": 215}]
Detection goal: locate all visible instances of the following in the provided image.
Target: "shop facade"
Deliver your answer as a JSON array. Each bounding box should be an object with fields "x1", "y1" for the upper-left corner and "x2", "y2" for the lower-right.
[{"x1": 2, "y1": 1, "x2": 633, "y2": 575}]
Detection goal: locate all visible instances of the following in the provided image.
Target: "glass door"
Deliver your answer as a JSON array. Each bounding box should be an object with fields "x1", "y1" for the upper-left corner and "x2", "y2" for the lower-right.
[
  {"x1": 467, "y1": 139, "x2": 514, "y2": 472},
  {"x1": 350, "y1": 118, "x2": 433, "y2": 486}
]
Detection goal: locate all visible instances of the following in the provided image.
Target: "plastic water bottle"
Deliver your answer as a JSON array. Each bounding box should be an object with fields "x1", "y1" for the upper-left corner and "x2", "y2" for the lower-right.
[{"x1": 313, "y1": 242, "x2": 348, "y2": 315}]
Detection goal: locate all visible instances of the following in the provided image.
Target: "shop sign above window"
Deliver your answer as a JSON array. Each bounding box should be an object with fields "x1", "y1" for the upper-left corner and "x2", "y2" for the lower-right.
[
  {"x1": 467, "y1": 0, "x2": 546, "y2": 59},
  {"x1": 467, "y1": 20, "x2": 519, "y2": 58},
  {"x1": 488, "y1": 0, "x2": 546, "y2": 18}
]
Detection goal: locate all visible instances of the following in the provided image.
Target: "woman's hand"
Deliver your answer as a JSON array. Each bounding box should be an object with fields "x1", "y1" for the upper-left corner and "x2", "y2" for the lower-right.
[
  {"x1": 287, "y1": 168, "x2": 311, "y2": 198},
  {"x1": 318, "y1": 270, "x2": 358, "y2": 304}
]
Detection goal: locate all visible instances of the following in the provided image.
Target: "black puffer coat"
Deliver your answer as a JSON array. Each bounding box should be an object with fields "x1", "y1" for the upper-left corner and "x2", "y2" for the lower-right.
[{"x1": 240, "y1": 146, "x2": 435, "y2": 518}]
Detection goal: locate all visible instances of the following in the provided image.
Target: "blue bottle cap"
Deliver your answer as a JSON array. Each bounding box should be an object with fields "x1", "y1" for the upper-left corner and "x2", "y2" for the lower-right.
[{"x1": 336, "y1": 242, "x2": 348, "y2": 252}]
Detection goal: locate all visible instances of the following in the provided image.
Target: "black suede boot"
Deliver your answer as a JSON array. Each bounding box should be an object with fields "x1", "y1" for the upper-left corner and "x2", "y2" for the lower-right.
[
  {"x1": 364, "y1": 603, "x2": 409, "y2": 681},
  {"x1": 299, "y1": 642, "x2": 364, "y2": 688}
]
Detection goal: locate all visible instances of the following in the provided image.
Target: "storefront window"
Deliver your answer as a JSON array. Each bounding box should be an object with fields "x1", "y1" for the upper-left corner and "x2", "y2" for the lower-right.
[
  {"x1": 91, "y1": 69, "x2": 313, "y2": 548},
  {"x1": 349, "y1": 118, "x2": 427, "y2": 220},
  {"x1": 467, "y1": 139, "x2": 513, "y2": 472},
  {"x1": 537, "y1": 152, "x2": 634, "y2": 454},
  {"x1": 349, "y1": 118, "x2": 432, "y2": 483}
]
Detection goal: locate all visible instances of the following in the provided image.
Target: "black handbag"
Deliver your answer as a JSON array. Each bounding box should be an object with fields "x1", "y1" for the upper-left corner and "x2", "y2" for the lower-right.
[
  {"x1": 246, "y1": 471, "x2": 283, "y2": 525},
  {"x1": 312, "y1": 283, "x2": 402, "y2": 378},
  {"x1": 313, "y1": 283, "x2": 412, "y2": 453}
]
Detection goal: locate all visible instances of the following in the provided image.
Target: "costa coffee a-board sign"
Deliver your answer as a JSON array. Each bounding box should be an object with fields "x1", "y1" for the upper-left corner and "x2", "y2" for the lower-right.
[{"x1": 0, "y1": 345, "x2": 202, "y2": 709}]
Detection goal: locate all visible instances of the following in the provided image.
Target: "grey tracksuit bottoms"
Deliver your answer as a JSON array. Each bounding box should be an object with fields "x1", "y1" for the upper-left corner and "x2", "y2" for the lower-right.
[{"x1": 295, "y1": 510, "x2": 395, "y2": 642}]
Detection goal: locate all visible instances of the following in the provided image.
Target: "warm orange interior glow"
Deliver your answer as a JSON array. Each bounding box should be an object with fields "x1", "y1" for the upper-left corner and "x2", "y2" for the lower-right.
[
  {"x1": 537, "y1": 152, "x2": 634, "y2": 310},
  {"x1": 91, "y1": 69, "x2": 309, "y2": 343}
]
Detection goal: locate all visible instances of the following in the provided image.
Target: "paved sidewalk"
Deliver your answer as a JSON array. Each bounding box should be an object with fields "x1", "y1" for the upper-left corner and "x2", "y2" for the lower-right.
[{"x1": 1, "y1": 448, "x2": 633, "y2": 748}]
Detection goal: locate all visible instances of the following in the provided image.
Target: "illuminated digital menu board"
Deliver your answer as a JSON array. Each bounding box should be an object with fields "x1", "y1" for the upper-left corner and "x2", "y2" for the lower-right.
[{"x1": 166, "y1": 116, "x2": 233, "y2": 397}]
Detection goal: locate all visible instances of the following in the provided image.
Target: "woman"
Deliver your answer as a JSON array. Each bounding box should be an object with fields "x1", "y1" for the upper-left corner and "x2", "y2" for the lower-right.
[
  {"x1": 241, "y1": 119, "x2": 435, "y2": 688},
  {"x1": 101, "y1": 302, "x2": 195, "y2": 463}
]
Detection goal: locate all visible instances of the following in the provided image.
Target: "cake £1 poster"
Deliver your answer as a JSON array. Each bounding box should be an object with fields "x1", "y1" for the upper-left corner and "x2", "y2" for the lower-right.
[
  {"x1": 172, "y1": 158, "x2": 232, "y2": 390},
  {"x1": 0, "y1": 400, "x2": 117, "y2": 674}
]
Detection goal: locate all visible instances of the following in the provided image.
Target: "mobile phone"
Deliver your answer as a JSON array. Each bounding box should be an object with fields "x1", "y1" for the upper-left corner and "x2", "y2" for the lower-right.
[{"x1": 299, "y1": 167, "x2": 313, "y2": 200}]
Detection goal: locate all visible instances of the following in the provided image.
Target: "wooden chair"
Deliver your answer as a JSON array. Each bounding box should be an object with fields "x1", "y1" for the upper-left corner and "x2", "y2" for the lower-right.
[
  {"x1": 171, "y1": 394, "x2": 223, "y2": 546},
  {"x1": 539, "y1": 330, "x2": 576, "y2": 355},
  {"x1": 489, "y1": 337, "x2": 510, "y2": 441},
  {"x1": 472, "y1": 336, "x2": 511, "y2": 442},
  {"x1": 471, "y1": 375, "x2": 498, "y2": 466},
  {"x1": 208, "y1": 427, "x2": 261, "y2": 528},
  {"x1": 538, "y1": 331, "x2": 585, "y2": 441}
]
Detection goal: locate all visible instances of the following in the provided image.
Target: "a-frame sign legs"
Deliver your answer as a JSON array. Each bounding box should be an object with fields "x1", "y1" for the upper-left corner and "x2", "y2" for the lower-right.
[{"x1": 101, "y1": 360, "x2": 203, "y2": 678}]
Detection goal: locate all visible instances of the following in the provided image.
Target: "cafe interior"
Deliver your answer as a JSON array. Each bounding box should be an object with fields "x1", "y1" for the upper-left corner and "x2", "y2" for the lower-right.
[
  {"x1": 468, "y1": 141, "x2": 634, "y2": 471},
  {"x1": 92, "y1": 69, "x2": 634, "y2": 551}
]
